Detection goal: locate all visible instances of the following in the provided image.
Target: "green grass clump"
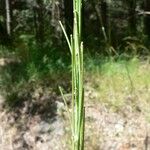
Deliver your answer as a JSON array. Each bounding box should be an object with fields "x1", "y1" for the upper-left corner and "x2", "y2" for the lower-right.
[
  {"x1": 0, "y1": 45, "x2": 70, "y2": 107},
  {"x1": 85, "y1": 56, "x2": 150, "y2": 112}
]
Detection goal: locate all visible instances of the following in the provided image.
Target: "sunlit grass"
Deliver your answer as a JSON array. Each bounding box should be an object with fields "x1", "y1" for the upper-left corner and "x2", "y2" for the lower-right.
[{"x1": 85, "y1": 57, "x2": 150, "y2": 112}]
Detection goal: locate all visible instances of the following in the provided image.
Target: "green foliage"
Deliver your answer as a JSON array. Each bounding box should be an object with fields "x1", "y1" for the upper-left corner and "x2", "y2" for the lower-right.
[
  {"x1": 85, "y1": 56, "x2": 150, "y2": 112},
  {"x1": 0, "y1": 45, "x2": 70, "y2": 107},
  {"x1": 119, "y1": 36, "x2": 150, "y2": 56},
  {"x1": 1, "y1": 0, "x2": 150, "y2": 56}
]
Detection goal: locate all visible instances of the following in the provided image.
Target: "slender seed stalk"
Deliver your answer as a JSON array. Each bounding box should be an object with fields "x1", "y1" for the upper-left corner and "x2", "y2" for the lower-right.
[{"x1": 59, "y1": 0, "x2": 84, "y2": 149}]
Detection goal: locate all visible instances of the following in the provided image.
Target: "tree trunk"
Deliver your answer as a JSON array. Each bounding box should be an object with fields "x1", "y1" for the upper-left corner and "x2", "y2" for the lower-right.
[
  {"x1": 5, "y1": 0, "x2": 11, "y2": 36},
  {"x1": 128, "y1": 0, "x2": 136, "y2": 34},
  {"x1": 35, "y1": 0, "x2": 44, "y2": 45},
  {"x1": 64, "y1": 0, "x2": 73, "y2": 36},
  {"x1": 144, "y1": 0, "x2": 150, "y2": 37},
  {"x1": 101, "y1": 0, "x2": 108, "y2": 36}
]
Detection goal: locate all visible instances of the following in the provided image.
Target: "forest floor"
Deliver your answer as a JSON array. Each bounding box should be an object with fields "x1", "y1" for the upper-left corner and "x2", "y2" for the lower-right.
[{"x1": 0, "y1": 57, "x2": 150, "y2": 150}]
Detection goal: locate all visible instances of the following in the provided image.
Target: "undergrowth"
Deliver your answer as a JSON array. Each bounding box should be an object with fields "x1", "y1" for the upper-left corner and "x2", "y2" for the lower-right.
[
  {"x1": 0, "y1": 46, "x2": 71, "y2": 107},
  {"x1": 85, "y1": 55, "x2": 150, "y2": 113},
  {"x1": 0, "y1": 45, "x2": 149, "y2": 114}
]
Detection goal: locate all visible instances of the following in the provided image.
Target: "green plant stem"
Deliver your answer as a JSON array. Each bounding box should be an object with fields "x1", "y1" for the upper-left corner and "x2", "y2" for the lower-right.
[{"x1": 59, "y1": 0, "x2": 84, "y2": 149}]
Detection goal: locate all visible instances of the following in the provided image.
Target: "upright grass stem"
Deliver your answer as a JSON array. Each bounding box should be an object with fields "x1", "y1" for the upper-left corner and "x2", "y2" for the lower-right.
[{"x1": 59, "y1": 0, "x2": 85, "y2": 149}]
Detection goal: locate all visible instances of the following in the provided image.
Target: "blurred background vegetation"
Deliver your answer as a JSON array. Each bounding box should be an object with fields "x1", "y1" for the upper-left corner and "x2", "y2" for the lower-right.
[{"x1": 0, "y1": 0, "x2": 150, "y2": 105}]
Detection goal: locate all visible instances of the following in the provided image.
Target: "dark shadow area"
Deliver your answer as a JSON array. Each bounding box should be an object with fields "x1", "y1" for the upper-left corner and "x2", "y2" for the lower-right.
[{"x1": 0, "y1": 57, "x2": 70, "y2": 130}]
